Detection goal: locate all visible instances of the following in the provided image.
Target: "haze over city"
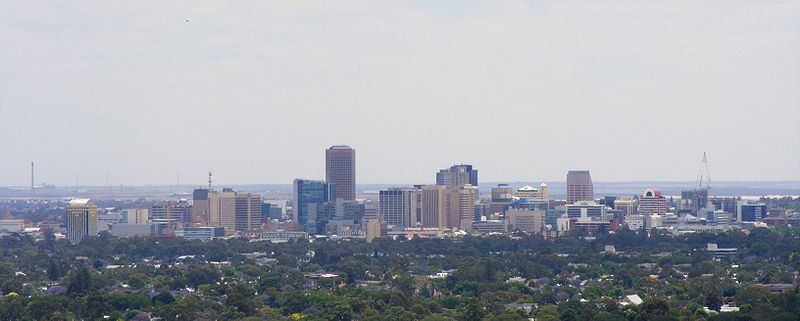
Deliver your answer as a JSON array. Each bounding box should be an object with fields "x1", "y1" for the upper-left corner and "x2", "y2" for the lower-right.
[{"x1": 1, "y1": 1, "x2": 799, "y2": 186}]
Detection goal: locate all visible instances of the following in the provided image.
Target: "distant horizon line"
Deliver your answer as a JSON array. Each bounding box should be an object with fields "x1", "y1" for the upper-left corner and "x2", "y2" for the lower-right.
[{"x1": 4, "y1": 180, "x2": 800, "y2": 189}]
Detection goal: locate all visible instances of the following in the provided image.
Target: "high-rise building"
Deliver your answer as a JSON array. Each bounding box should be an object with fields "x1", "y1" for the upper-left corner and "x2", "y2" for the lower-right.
[
  {"x1": 191, "y1": 189, "x2": 210, "y2": 225},
  {"x1": 638, "y1": 189, "x2": 667, "y2": 215},
  {"x1": 458, "y1": 185, "x2": 479, "y2": 231},
  {"x1": 680, "y1": 188, "x2": 709, "y2": 214},
  {"x1": 126, "y1": 208, "x2": 149, "y2": 224},
  {"x1": 66, "y1": 199, "x2": 98, "y2": 244},
  {"x1": 566, "y1": 170, "x2": 593, "y2": 203},
  {"x1": 208, "y1": 189, "x2": 237, "y2": 235},
  {"x1": 419, "y1": 184, "x2": 475, "y2": 231},
  {"x1": 293, "y1": 179, "x2": 335, "y2": 232},
  {"x1": 318, "y1": 199, "x2": 366, "y2": 235},
  {"x1": 436, "y1": 164, "x2": 478, "y2": 187},
  {"x1": 419, "y1": 185, "x2": 458, "y2": 230},
  {"x1": 379, "y1": 187, "x2": 419, "y2": 229},
  {"x1": 151, "y1": 200, "x2": 192, "y2": 225},
  {"x1": 235, "y1": 192, "x2": 262, "y2": 232},
  {"x1": 326, "y1": 145, "x2": 356, "y2": 201}
]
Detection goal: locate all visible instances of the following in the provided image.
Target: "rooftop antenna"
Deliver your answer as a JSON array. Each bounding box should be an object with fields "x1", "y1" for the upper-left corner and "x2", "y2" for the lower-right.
[{"x1": 208, "y1": 171, "x2": 212, "y2": 190}]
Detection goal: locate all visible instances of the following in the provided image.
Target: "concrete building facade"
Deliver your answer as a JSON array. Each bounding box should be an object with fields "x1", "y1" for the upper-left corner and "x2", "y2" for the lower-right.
[
  {"x1": 566, "y1": 170, "x2": 593, "y2": 203},
  {"x1": 325, "y1": 145, "x2": 356, "y2": 201}
]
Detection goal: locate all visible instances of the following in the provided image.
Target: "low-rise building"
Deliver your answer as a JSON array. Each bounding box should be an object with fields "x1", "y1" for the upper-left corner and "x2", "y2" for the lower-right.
[{"x1": 183, "y1": 226, "x2": 225, "y2": 241}]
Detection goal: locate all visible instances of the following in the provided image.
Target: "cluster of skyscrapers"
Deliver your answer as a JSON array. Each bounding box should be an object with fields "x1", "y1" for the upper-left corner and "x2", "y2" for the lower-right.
[{"x1": 63, "y1": 146, "x2": 777, "y2": 244}]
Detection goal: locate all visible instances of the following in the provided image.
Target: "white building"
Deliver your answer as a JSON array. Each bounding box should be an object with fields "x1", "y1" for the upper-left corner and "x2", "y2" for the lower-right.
[{"x1": 638, "y1": 189, "x2": 667, "y2": 215}]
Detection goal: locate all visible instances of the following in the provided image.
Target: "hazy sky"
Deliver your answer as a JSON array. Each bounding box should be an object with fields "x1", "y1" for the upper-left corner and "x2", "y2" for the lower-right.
[{"x1": 1, "y1": 1, "x2": 799, "y2": 186}]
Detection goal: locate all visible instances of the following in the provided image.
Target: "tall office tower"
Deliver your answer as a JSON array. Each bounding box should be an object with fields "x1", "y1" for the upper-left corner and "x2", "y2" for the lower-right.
[
  {"x1": 66, "y1": 199, "x2": 98, "y2": 244},
  {"x1": 566, "y1": 170, "x2": 593, "y2": 203},
  {"x1": 419, "y1": 185, "x2": 463, "y2": 230},
  {"x1": 379, "y1": 187, "x2": 419, "y2": 228},
  {"x1": 208, "y1": 189, "x2": 237, "y2": 235},
  {"x1": 436, "y1": 164, "x2": 478, "y2": 187},
  {"x1": 234, "y1": 192, "x2": 262, "y2": 231},
  {"x1": 126, "y1": 208, "x2": 149, "y2": 224},
  {"x1": 419, "y1": 185, "x2": 450, "y2": 229},
  {"x1": 192, "y1": 189, "x2": 210, "y2": 225},
  {"x1": 293, "y1": 179, "x2": 335, "y2": 232},
  {"x1": 680, "y1": 188, "x2": 709, "y2": 214},
  {"x1": 326, "y1": 145, "x2": 356, "y2": 201},
  {"x1": 457, "y1": 185, "x2": 479, "y2": 231},
  {"x1": 638, "y1": 189, "x2": 667, "y2": 216}
]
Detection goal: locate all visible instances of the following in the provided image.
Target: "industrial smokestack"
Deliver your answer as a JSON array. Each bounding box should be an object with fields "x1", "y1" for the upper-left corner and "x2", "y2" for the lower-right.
[{"x1": 30, "y1": 161, "x2": 34, "y2": 190}]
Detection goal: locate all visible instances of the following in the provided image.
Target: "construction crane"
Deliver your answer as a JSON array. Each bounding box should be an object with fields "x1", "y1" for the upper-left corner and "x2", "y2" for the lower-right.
[
  {"x1": 698, "y1": 152, "x2": 714, "y2": 209},
  {"x1": 698, "y1": 152, "x2": 711, "y2": 191}
]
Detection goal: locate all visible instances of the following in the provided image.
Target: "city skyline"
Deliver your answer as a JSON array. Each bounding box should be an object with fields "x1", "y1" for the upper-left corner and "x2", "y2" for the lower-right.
[{"x1": 2, "y1": 1, "x2": 799, "y2": 186}]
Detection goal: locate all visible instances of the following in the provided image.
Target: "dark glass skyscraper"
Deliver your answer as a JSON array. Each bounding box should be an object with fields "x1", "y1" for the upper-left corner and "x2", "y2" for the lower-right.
[
  {"x1": 326, "y1": 145, "x2": 356, "y2": 201},
  {"x1": 293, "y1": 179, "x2": 335, "y2": 231}
]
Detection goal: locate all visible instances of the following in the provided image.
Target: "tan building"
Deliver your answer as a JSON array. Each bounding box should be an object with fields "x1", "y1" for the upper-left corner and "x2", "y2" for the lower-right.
[
  {"x1": 419, "y1": 185, "x2": 475, "y2": 231},
  {"x1": 126, "y1": 208, "x2": 149, "y2": 224},
  {"x1": 235, "y1": 192, "x2": 262, "y2": 232},
  {"x1": 209, "y1": 189, "x2": 237, "y2": 235},
  {"x1": 365, "y1": 219, "x2": 386, "y2": 243},
  {"x1": 66, "y1": 199, "x2": 98, "y2": 244},
  {"x1": 515, "y1": 183, "x2": 548, "y2": 200},
  {"x1": 207, "y1": 189, "x2": 262, "y2": 235},
  {"x1": 458, "y1": 185, "x2": 478, "y2": 231},
  {"x1": 506, "y1": 208, "x2": 545, "y2": 234},
  {"x1": 420, "y1": 185, "x2": 455, "y2": 230}
]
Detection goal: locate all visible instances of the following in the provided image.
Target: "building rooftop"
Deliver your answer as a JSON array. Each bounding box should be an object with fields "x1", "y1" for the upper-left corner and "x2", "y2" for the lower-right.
[{"x1": 68, "y1": 198, "x2": 93, "y2": 205}]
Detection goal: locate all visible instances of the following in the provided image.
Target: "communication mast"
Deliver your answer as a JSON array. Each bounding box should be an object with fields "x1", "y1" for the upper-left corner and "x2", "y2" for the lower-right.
[{"x1": 208, "y1": 171, "x2": 213, "y2": 190}]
